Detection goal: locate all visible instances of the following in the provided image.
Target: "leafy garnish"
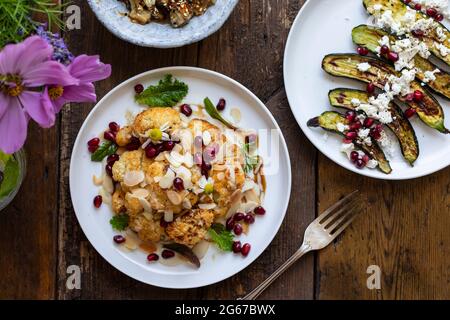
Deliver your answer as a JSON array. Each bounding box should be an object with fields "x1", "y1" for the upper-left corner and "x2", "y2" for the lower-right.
[
  {"x1": 110, "y1": 214, "x2": 129, "y2": 231},
  {"x1": 135, "y1": 74, "x2": 188, "y2": 107},
  {"x1": 242, "y1": 143, "x2": 259, "y2": 174},
  {"x1": 204, "y1": 97, "x2": 237, "y2": 130},
  {"x1": 0, "y1": 155, "x2": 20, "y2": 199},
  {"x1": 91, "y1": 141, "x2": 118, "y2": 162},
  {"x1": 208, "y1": 223, "x2": 234, "y2": 251}
]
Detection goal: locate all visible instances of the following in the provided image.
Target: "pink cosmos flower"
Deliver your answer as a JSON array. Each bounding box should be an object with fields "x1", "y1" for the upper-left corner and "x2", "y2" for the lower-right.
[
  {"x1": 0, "y1": 36, "x2": 78, "y2": 153},
  {"x1": 42, "y1": 54, "x2": 112, "y2": 113}
]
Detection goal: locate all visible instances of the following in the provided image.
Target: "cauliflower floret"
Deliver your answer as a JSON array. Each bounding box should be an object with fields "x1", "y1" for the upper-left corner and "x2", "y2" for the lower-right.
[
  {"x1": 116, "y1": 125, "x2": 133, "y2": 147},
  {"x1": 129, "y1": 215, "x2": 163, "y2": 243},
  {"x1": 124, "y1": 192, "x2": 144, "y2": 216},
  {"x1": 187, "y1": 119, "x2": 222, "y2": 144},
  {"x1": 212, "y1": 165, "x2": 245, "y2": 217},
  {"x1": 133, "y1": 107, "x2": 181, "y2": 138},
  {"x1": 112, "y1": 189, "x2": 126, "y2": 214},
  {"x1": 112, "y1": 149, "x2": 143, "y2": 182},
  {"x1": 165, "y1": 209, "x2": 215, "y2": 247}
]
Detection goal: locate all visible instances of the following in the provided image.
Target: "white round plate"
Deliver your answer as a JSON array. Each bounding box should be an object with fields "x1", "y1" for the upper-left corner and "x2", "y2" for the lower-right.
[
  {"x1": 70, "y1": 67, "x2": 291, "y2": 288},
  {"x1": 284, "y1": 0, "x2": 450, "y2": 180},
  {"x1": 87, "y1": 0, "x2": 239, "y2": 48}
]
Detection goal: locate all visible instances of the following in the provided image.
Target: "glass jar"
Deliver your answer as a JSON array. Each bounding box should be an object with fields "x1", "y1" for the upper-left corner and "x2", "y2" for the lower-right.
[{"x1": 0, "y1": 148, "x2": 27, "y2": 211}]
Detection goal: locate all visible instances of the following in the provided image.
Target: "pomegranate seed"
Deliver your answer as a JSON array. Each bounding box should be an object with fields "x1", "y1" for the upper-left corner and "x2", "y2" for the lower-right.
[
  {"x1": 145, "y1": 146, "x2": 158, "y2": 158},
  {"x1": 226, "y1": 217, "x2": 235, "y2": 230},
  {"x1": 357, "y1": 46, "x2": 369, "y2": 56},
  {"x1": 388, "y1": 51, "x2": 399, "y2": 62},
  {"x1": 350, "y1": 151, "x2": 359, "y2": 162},
  {"x1": 244, "y1": 214, "x2": 255, "y2": 224},
  {"x1": 232, "y1": 241, "x2": 242, "y2": 253},
  {"x1": 435, "y1": 13, "x2": 444, "y2": 21},
  {"x1": 160, "y1": 217, "x2": 169, "y2": 228},
  {"x1": 233, "y1": 223, "x2": 243, "y2": 235},
  {"x1": 113, "y1": 235, "x2": 125, "y2": 244},
  {"x1": 404, "y1": 0, "x2": 411, "y2": 3},
  {"x1": 194, "y1": 152, "x2": 203, "y2": 165},
  {"x1": 254, "y1": 206, "x2": 266, "y2": 215},
  {"x1": 414, "y1": 3, "x2": 421, "y2": 10},
  {"x1": 126, "y1": 137, "x2": 141, "y2": 151},
  {"x1": 93, "y1": 195, "x2": 102, "y2": 208},
  {"x1": 107, "y1": 154, "x2": 119, "y2": 165},
  {"x1": 179, "y1": 104, "x2": 192, "y2": 117},
  {"x1": 363, "y1": 117, "x2": 375, "y2": 128},
  {"x1": 366, "y1": 82, "x2": 375, "y2": 94},
  {"x1": 355, "y1": 159, "x2": 366, "y2": 169},
  {"x1": 109, "y1": 122, "x2": 120, "y2": 132},
  {"x1": 345, "y1": 131, "x2": 357, "y2": 140},
  {"x1": 173, "y1": 177, "x2": 184, "y2": 191},
  {"x1": 404, "y1": 108, "x2": 417, "y2": 118},
  {"x1": 161, "y1": 250, "x2": 175, "y2": 259},
  {"x1": 88, "y1": 137, "x2": 100, "y2": 147},
  {"x1": 241, "y1": 243, "x2": 251, "y2": 257},
  {"x1": 105, "y1": 164, "x2": 113, "y2": 177},
  {"x1": 380, "y1": 45, "x2": 390, "y2": 54},
  {"x1": 104, "y1": 131, "x2": 116, "y2": 142},
  {"x1": 134, "y1": 84, "x2": 144, "y2": 94},
  {"x1": 405, "y1": 93, "x2": 415, "y2": 102},
  {"x1": 426, "y1": 7, "x2": 437, "y2": 17},
  {"x1": 350, "y1": 122, "x2": 362, "y2": 130},
  {"x1": 163, "y1": 141, "x2": 175, "y2": 151},
  {"x1": 88, "y1": 145, "x2": 99, "y2": 153},
  {"x1": 412, "y1": 29, "x2": 424, "y2": 37},
  {"x1": 343, "y1": 138, "x2": 353, "y2": 144},
  {"x1": 216, "y1": 98, "x2": 226, "y2": 111},
  {"x1": 345, "y1": 110, "x2": 357, "y2": 122},
  {"x1": 413, "y1": 90, "x2": 424, "y2": 102},
  {"x1": 234, "y1": 212, "x2": 245, "y2": 221},
  {"x1": 370, "y1": 128, "x2": 381, "y2": 140},
  {"x1": 362, "y1": 155, "x2": 370, "y2": 164},
  {"x1": 147, "y1": 253, "x2": 159, "y2": 262}
]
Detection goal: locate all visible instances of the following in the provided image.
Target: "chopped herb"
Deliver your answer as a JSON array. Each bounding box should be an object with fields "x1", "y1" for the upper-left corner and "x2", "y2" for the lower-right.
[
  {"x1": 91, "y1": 141, "x2": 118, "y2": 162},
  {"x1": 110, "y1": 214, "x2": 129, "y2": 231},
  {"x1": 242, "y1": 143, "x2": 258, "y2": 174},
  {"x1": 208, "y1": 223, "x2": 234, "y2": 251},
  {"x1": 135, "y1": 74, "x2": 188, "y2": 107},
  {"x1": 204, "y1": 97, "x2": 237, "y2": 130}
]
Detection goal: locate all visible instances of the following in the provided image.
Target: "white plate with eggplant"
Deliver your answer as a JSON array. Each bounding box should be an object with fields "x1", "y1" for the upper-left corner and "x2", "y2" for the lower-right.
[
  {"x1": 70, "y1": 67, "x2": 291, "y2": 288},
  {"x1": 284, "y1": 0, "x2": 450, "y2": 180}
]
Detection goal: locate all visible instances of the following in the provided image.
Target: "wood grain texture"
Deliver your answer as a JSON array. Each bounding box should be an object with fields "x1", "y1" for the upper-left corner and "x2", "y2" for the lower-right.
[
  {"x1": 56, "y1": 0, "x2": 314, "y2": 299},
  {"x1": 316, "y1": 158, "x2": 450, "y2": 300}
]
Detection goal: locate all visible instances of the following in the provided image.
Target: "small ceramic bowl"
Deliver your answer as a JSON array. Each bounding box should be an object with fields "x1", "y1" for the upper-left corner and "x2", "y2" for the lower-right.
[{"x1": 87, "y1": 0, "x2": 239, "y2": 48}]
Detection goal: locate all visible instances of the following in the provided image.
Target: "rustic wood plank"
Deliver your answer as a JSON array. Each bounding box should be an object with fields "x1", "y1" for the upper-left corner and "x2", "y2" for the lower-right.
[
  {"x1": 57, "y1": 0, "x2": 314, "y2": 299},
  {"x1": 316, "y1": 157, "x2": 450, "y2": 299}
]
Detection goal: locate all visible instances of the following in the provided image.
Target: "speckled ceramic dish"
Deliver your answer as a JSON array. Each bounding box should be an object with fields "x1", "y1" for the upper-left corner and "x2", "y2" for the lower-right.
[{"x1": 87, "y1": 0, "x2": 239, "y2": 48}]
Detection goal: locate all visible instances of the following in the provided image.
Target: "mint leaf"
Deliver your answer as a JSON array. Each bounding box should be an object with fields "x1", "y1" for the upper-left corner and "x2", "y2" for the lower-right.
[
  {"x1": 208, "y1": 223, "x2": 234, "y2": 252},
  {"x1": 242, "y1": 143, "x2": 258, "y2": 174},
  {"x1": 91, "y1": 141, "x2": 118, "y2": 162},
  {"x1": 204, "y1": 97, "x2": 237, "y2": 130},
  {"x1": 0, "y1": 156, "x2": 20, "y2": 198},
  {"x1": 110, "y1": 214, "x2": 129, "y2": 231},
  {"x1": 135, "y1": 74, "x2": 188, "y2": 107}
]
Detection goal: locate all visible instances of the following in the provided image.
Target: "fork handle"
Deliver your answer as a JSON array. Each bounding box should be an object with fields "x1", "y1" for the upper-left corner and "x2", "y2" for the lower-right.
[{"x1": 240, "y1": 243, "x2": 312, "y2": 300}]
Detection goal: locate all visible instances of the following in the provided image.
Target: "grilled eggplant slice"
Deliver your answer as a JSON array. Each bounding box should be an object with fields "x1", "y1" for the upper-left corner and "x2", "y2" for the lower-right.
[
  {"x1": 307, "y1": 111, "x2": 392, "y2": 174},
  {"x1": 352, "y1": 25, "x2": 450, "y2": 99},
  {"x1": 329, "y1": 88, "x2": 419, "y2": 165},
  {"x1": 363, "y1": 0, "x2": 450, "y2": 67},
  {"x1": 322, "y1": 54, "x2": 448, "y2": 133}
]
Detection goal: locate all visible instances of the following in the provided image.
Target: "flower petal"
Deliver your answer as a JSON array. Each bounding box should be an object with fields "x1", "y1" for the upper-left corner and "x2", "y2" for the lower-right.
[
  {"x1": 68, "y1": 55, "x2": 111, "y2": 83},
  {"x1": 20, "y1": 90, "x2": 55, "y2": 128},
  {"x1": 0, "y1": 98, "x2": 29, "y2": 154},
  {"x1": 22, "y1": 61, "x2": 78, "y2": 87},
  {"x1": 63, "y1": 83, "x2": 97, "y2": 103},
  {"x1": 0, "y1": 93, "x2": 9, "y2": 120},
  {"x1": 0, "y1": 36, "x2": 52, "y2": 75}
]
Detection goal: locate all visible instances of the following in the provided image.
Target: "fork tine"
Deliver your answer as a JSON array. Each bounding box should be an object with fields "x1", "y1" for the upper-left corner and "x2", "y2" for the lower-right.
[
  {"x1": 325, "y1": 202, "x2": 362, "y2": 232},
  {"x1": 328, "y1": 213, "x2": 358, "y2": 241},
  {"x1": 316, "y1": 190, "x2": 359, "y2": 224},
  {"x1": 321, "y1": 196, "x2": 359, "y2": 227}
]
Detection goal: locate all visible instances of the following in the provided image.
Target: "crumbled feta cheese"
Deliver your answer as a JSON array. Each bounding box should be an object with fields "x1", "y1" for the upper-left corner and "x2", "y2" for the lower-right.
[
  {"x1": 358, "y1": 128, "x2": 370, "y2": 139},
  {"x1": 373, "y1": 4, "x2": 382, "y2": 11},
  {"x1": 391, "y1": 36, "x2": 430, "y2": 71},
  {"x1": 340, "y1": 143, "x2": 354, "y2": 158},
  {"x1": 378, "y1": 110, "x2": 393, "y2": 124},
  {"x1": 423, "y1": 68, "x2": 440, "y2": 83},
  {"x1": 351, "y1": 98, "x2": 361, "y2": 107},
  {"x1": 379, "y1": 35, "x2": 391, "y2": 47},
  {"x1": 336, "y1": 122, "x2": 349, "y2": 132},
  {"x1": 436, "y1": 27, "x2": 447, "y2": 42},
  {"x1": 366, "y1": 159, "x2": 378, "y2": 169},
  {"x1": 357, "y1": 62, "x2": 371, "y2": 72},
  {"x1": 434, "y1": 42, "x2": 450, "y2": 56}
]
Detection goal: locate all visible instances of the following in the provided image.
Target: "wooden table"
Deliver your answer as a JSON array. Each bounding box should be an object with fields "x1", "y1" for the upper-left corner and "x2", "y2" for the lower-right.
[{"x1": 1, "y1": 0, "x2": 449, "y2": 300}]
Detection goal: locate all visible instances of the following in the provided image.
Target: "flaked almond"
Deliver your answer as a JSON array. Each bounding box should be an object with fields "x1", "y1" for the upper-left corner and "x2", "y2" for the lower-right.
[
  {"x1": 142, "y1": 211, "x2": 153, "y2": 220},
  {"x1": 226, "y1": 189, "x2": 243, "y2": 218},
  {"x1": 183, "y1": 153, "x2": 194, "y2": 168},
  {"x1": 192, "y1": 240, "x2": 210, "y2": 259},
  {"x1": 182, "y1": 198, "x2": 192, "y2": 209},
  {"x1": 202, "y1": 130, "x2": 212, "y2": 145},
  {"x1": 103, "y1": 174, "x2": 114, "y2": 194},
  {"x1": 99, "y1": 187, "x2": 112, "y2": 205},
  {"x1": 242, "y1": 179, "x2": 256, "y2": 193},
  {"x1": 164, "y1": 210, "x2": 174, "y2": 222},
  {"x1": 198, "y1": 203, "x2": 217, "y2": 210},
  {"x1": 173, "y1": 143, "x2": 183, "y2": 153},
  {"x1": 165, "y1": 151, "x2": 182, "y2": 167},
  {"x1": 93, "y1": 174, "x2": 103, "y2": 186},
  {"x1": 132, "y1": 188, "x2": 149, "y2": 199},
  {"x1": 139, "y1": 197, "x2": 153, "y2": 213},
  {"x1": 167, "y1": 190, "x2": 182, "y2": 205},
  {"x1": 244, "y1": 189, "x2": 260, "y2": 203},
  {"x1": 240, "y1": 200, "x2": 259, "y2": 213},
  {"x1": 124, "y1": 236, "x2": 138, "y2": 250},
  {"x1": 123, "y1": 170, "x2": 145, "y2": 187},
  {"x1": 155, "y1": 152, "x2": 166, "y2": 161}
]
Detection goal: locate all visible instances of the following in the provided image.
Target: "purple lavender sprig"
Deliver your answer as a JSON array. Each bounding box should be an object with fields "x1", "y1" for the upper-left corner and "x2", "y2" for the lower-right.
[{"x1": 35, "y1": 24, "x2": 74, "y2": 65}]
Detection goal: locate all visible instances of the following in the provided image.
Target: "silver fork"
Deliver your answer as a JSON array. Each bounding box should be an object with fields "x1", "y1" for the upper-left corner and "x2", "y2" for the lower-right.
[{"x1": 241, "y1": 190, "x2": 361, "y2": 300}]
